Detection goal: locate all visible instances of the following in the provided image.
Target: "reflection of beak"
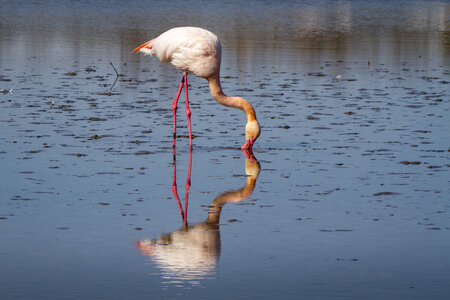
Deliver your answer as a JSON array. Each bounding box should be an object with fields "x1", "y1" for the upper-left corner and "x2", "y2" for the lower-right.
[
  {"x1": 241, "y1": 149, "x2": 256, "y2": 161},
  {"x1": 136, "y1": 240, "x2": 154, "y2": 255},
  {"x1": 240, "y1": 138, "x2": 255, "y2": 151}
]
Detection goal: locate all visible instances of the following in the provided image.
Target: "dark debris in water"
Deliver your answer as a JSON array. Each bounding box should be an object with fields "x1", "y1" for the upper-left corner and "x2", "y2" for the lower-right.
[
  {"x1": 319, "y1": 229, "x2": 353, "y2": 232},
  {"x1": 89, "y1": 134, "x2": 102, "y2": 140},
  {"x1": 400, "y1": 161, "x2": 421, "y2": 165},
  {"x1": 227, "y1": 219, "x2": 241, "y2": 223},
  {"x1": 373, "y1": 192, "x2": 399, "y2": 196},
  {"x1": 56, "y1": 227, "x2": 70, "y2": 230},
  {"x1": 336, "y1": 258, "x2": 359, "y2": 262},
  {"x1": 307, "y1": 72, "x2": 327, "y2": 77},
  {"x1": 89, "y1": 117, "x2": 107, "y2": 122},
  {"x1": 11, "y1": 195, "x2": 34, "y2": 201},
  {"x1": 96, "y1": 92, "x2": 121, "y2": 96}
]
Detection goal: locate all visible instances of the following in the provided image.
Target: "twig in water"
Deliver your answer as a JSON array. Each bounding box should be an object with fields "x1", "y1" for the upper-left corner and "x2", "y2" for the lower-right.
[{"x1": 110, "y1": 61, "x2": 120, "y2": 77}]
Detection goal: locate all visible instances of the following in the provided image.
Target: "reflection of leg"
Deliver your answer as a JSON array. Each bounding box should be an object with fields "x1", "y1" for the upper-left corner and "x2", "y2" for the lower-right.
[
  {"x1": 172, "y1": 76, "x2": 185, "y2": 148},
  {"x1": 172, "y1": 147, "x2": 191, "y2": 227},
  {"x1": 183, "y1": 194, "x2": 188, "y2": 227},
  {"x1": 184, "y1": 73, "x2": 193, "y2": 148},
  {"x1": 183, "y1": 149, "x2": 192, "y2": 226},
  {"x1": 172, "y1": 147, "x2": 186, "y2": 225},
  {"x1": 186, "y1": 148, "x2": 192, "y2": 190}
]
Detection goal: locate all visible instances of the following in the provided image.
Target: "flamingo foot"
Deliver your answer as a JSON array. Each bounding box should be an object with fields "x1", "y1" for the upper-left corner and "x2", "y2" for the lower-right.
[{"x1": 240, "y1": 138, "x2": 255, "y2": 151}]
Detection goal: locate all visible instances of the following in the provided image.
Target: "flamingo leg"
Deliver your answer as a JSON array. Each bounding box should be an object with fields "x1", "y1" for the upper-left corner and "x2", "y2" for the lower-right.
[
  {"x1": 184, "y1": 73, "x2": 193, "y2": 148},
  {"x1": 172, "y1": 76, "x2": 185, "y2": 148}
]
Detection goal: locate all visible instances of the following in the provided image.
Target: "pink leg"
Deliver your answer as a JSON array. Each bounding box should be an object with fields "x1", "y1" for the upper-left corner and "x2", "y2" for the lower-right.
[
  {"x1": 184, "y1": 73, "x2": 193, "y2": 148},
  {"x1": 172, "y1": 76, "x2": 185, "y2": 148}
]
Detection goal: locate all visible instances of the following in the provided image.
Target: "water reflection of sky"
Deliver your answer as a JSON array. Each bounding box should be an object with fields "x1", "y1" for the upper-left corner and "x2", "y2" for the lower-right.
[
  {"x1": 0, "y1": 0, "x2": 449, "y2": 299},
  {"x1": 1, "y1": 1, "x2": 448, "y2": 63}
]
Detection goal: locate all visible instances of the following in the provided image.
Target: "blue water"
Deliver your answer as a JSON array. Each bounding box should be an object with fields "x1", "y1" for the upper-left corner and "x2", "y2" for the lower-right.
[{"x1": 1, "y1": 0, "x2": 449, "y2": 299}]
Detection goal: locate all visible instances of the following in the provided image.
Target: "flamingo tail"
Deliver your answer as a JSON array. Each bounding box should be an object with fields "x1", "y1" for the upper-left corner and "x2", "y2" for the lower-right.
[{"x1": 131, "y1": 40, "x2": 153, "y2": 54}]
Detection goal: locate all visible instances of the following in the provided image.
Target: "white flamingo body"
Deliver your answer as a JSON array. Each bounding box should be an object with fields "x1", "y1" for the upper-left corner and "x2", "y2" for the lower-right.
[
  {"x1": 133, "y1": 26, "x2": 260, "y2": 150},
  {"x1": 140, "y1": 27, "x2": 222, "y2": 79}
]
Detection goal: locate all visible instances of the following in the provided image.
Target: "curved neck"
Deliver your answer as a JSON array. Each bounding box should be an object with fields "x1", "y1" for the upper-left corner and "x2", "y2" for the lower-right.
[
  {"x1": 207, "y1": 74, "x2": 257, "y2": 122},
  {"x1": 207, "y1": 175, "x2": 257, "y2": 224}
]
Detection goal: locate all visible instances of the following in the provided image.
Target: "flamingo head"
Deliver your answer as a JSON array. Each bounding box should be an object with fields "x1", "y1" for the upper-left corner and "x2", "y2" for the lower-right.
[{"x1": 241, "y1": 120, "x2": 260, "y2": 150}]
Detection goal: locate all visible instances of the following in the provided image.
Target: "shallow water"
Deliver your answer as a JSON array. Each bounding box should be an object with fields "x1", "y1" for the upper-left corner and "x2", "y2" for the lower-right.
[{"x1": 1, "y1": 0, "x2": 449, "y2": 299}]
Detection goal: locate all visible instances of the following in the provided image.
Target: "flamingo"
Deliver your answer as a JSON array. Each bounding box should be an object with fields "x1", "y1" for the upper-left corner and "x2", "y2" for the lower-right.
[{"x1": 132, "y1": 27, "x2": 260, "y2": 150}]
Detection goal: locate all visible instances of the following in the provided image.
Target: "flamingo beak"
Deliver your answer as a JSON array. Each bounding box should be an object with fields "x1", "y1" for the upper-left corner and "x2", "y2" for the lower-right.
[{"x1": 241, "y1": 138, "x2": 255, "y2": 150}]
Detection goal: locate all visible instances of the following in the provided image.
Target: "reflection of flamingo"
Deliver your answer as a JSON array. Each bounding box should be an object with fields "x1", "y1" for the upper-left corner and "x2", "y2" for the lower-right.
[
  {"x1": 132, "y1": 27, "x2": 261, "y2": 150},
  {"x1": 136, "y1": 149, "x2": 260, "y2": 284}
]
